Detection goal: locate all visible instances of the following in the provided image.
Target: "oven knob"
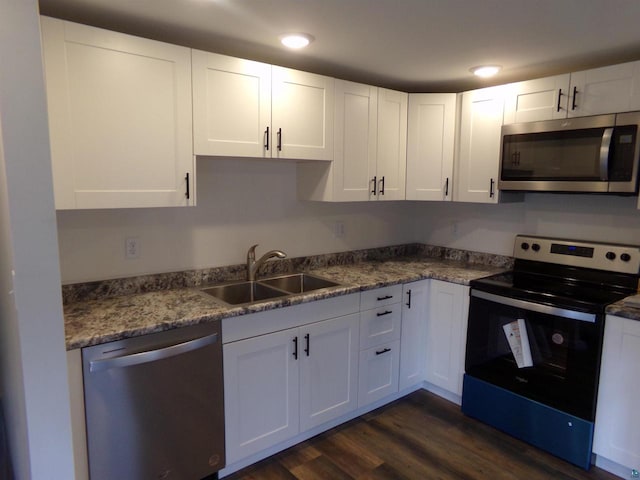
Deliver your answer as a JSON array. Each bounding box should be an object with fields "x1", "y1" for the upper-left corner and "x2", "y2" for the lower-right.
[
  {"x1": 621, "y1": 253, "x2": 631, "y2": 262},
  {"x1": 521, "y1": 242, "x2": 530, "y2": 251},
  {"x1": 606, "y1": 251, "x2": 616, "y2": 260},
  {"x1": 531, "y1": 243, "x2": 540, "y2": 252}
]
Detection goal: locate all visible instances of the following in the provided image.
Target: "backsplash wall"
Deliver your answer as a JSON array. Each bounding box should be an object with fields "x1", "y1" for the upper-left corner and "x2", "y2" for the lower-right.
[
  {"x1": 57, "y1": 157, "x2": 640, "y2": 285},
  {"x1": 411, "y1": 193, "x2": 640, "y2": 255},
  {"x1": 57, "y1": 158, "x2": 415, "y2": 284}
]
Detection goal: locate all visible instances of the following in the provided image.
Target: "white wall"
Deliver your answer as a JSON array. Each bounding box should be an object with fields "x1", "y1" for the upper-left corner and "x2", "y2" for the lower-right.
[
  {"x1": 0, "y1": 1, "x2": 75, "y2": 478},
  {"x1": 412, "y1": 193, "x2": 640, "y2": 255},
  {"x1": 57, "y1": 156, "x2": 640, "y2": 284},
  {"x1": 57, "y1": 158, "x2": 416, "y2": 283}
]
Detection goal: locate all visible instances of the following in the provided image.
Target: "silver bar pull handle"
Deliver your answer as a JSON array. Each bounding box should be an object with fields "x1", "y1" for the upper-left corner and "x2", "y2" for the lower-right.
[
  {"x1": 471, "y1": 290, "x2": 596, "y2": 323},
  {"x1": 599, "y1": 127, "x2": 614, "y2": 181},
  {"x1": 89, "y1": 332, "x2": 219, "y2": 373}
]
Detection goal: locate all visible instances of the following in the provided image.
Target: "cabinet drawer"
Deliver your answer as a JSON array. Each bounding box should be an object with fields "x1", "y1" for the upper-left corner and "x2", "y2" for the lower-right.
[
  {"x1": 357, "y1": 340, "x2": 400, "y2": 408},
  {"x1": 359, "y1": 304, "x2": 401, "y2": 349},
  {"x1": 360, "y1": 285, "x2": 402, "y2": 310}
]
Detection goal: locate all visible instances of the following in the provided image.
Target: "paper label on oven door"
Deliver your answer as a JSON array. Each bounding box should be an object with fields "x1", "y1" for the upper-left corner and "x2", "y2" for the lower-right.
[{"x1": 503, "y1": 318, "x2": 533, "y2": 368}]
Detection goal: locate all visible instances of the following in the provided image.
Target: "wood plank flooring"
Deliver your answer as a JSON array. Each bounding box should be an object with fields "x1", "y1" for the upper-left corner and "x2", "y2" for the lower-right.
[{"x1": 223, "y1": 390, "x2": 620, "y2": 480}]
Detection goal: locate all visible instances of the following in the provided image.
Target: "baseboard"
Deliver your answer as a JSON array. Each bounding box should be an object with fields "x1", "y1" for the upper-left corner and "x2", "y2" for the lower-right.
[{"x1": 595, "y1": 454, "x2": 632, "y2": 479}]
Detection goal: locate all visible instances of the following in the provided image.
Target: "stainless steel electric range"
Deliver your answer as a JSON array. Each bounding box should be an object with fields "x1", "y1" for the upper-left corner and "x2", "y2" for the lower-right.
[{"x1": 462, "y1": 235, "x2": 640, "y2": 470}]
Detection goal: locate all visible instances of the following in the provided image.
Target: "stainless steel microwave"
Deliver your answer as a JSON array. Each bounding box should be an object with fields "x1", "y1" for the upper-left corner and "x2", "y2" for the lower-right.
[{"x1": 499, "y1": 112, "x2": 640, "y2": 194}]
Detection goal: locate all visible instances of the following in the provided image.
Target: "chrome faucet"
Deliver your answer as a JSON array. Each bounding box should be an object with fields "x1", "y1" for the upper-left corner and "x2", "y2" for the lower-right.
[{"x1": 246, "y1": 244, "x2": 287, "y2": 281}]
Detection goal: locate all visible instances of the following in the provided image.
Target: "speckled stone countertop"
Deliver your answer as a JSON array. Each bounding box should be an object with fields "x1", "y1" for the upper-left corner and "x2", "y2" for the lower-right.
[
  {"x1": 606, "y1": 296, "x2": 640, "y2": 321},
  {"x1": 63, "y1": 245, "x2": 512, "y2": 350}
]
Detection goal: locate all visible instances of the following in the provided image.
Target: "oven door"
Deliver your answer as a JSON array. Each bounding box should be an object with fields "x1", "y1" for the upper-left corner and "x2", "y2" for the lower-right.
[{"x1": 465, "y1": 290, "x2": 604, "y2": 421}]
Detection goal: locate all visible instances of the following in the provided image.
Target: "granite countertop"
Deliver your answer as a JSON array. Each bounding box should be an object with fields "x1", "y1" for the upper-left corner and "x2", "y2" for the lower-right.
[
  {"x1": 605, "y1": 295, "x2": 640, "y2": 321},
  {"x1": 63, "y1": 256, "x2": 506, "y2": 350}
]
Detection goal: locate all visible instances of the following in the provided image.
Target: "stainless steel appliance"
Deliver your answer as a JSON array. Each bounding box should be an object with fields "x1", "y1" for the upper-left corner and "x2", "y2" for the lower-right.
[
  {"x1": 83, "y1": 321, "x2": 225, "y2": 480},
  {"x1": 499, "y1": 112, "x2": 640, "y2": 193},
  {"x1": 462, "y1": 235, "x2": 640, "y2": 469}
]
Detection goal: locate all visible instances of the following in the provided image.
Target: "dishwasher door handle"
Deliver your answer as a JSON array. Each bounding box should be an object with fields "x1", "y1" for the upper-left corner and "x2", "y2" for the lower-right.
[{"x1": 89, "y1": 332, "x2": 219, "y2": 373}]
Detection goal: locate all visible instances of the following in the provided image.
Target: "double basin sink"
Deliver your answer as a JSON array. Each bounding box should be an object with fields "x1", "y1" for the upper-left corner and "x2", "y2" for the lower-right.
[{"x1": 201, "y1": 273, "x2": 341, "y2": 306}]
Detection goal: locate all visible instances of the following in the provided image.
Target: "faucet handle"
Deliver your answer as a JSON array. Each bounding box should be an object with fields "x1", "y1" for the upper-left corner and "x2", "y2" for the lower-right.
[{"x1": 247, "y1": 244, "x2": 259, "y2": 262}]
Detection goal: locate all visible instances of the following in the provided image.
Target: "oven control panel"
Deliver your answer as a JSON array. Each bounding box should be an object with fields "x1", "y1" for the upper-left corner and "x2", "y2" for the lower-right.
[{"x1": 515, "y1": 235, "x2": 640, "y2": 274}]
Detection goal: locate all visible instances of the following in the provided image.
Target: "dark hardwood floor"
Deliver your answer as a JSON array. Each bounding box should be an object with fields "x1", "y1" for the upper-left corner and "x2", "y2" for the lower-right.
[{"x1": 223, "y1": 390, "x2": 619, "y2": 480}]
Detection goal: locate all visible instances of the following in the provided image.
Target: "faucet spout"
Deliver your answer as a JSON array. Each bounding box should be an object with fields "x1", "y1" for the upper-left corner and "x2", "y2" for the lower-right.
[{"x1": 246, "y1": 244, "x2": 287, "y2": 281}]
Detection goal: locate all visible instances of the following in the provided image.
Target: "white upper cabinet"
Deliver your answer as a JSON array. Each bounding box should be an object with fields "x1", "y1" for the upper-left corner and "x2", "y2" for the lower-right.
[
  {"x1": 193, "y1": 55, "x2": 334, "y2": 161},
  {"x1": 297, "y1": 81, "x2": 406, "y2": 202},
  {"x1": 503, "y1": 74, "x2": 570, "y2": 124},
  {"x1": 568, "y1": 61, "x2": 640, "y2": 117},
  {"x1": 330, "y1": 80, "x2": 378, "y2": 201},
  {"x1": 504, "y1": 61, "x2": 640, "y2": 124},
  {"x1": 271, "y1": 67, "x2": 334, "y2": 161},
  {"x1": 406, "y1": 93, "x2": 456, "y2": 201},
  {"x1": 375, "y1": 88, "x2": 408, "y2": 200},
  {"x1": 192, "y1": 51, "x2": 271, "y2": 158},
  {"x1": 41, "y1": 17, "x2": 194, "y2": 209},
  {"x1": 455, "y1": 86, "x2": 505, "y2": 204}
]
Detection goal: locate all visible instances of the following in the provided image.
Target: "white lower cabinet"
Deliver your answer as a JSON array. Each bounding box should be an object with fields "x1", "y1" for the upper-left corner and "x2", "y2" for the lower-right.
[
  {"x1": 358, "y1": 340, "x2": 401, "y2": 407},
  {"x1": 399, "y1": 280, "x2": 429, "y2": 390},
  {"x1": 223, "y1": 328, "x2": 300, "y2": 464},
  {"x1": 223, "y1": 312, "x2": 359, "y2": 464},
  {"x1": 593, "y1": 315, "x2": 640, "y2": 474},
  {"x1": 425, "y1": 279, "x2": 470, "y2": 398},
  {"x1": 357, "y1": 286, "x2": 402, "y2": 407},
  {"x1": 299, "y1": 314, "x2": 360, "y2": 431}
]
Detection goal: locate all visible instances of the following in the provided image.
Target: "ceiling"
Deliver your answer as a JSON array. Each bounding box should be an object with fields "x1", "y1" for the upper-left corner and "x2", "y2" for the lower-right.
[{"x1": 38, "y1": 0, "x2": 640, "y2": 92}]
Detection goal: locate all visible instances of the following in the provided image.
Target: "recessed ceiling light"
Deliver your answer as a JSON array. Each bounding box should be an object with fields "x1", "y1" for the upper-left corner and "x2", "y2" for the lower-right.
[
  {"x1": 470, "y1": 65, "x2": 502, "y2": 78},
  {"x1": 279, "y1": 33, "x2": 314, "y2": 49}
]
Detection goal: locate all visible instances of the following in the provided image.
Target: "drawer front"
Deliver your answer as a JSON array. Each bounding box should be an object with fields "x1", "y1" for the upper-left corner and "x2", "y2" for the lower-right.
[
  {"x1": 357, "y1": 340, "x2": 400, "y2": 408},
  {"x1": 360, "y1": 285, "x2": 402, "y2": 311},
  {"x1": 359, "y1": 305, "x2": 402, "y2": 349}
]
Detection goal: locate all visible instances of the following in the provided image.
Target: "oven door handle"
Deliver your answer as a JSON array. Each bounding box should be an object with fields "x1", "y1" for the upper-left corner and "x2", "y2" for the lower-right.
[{"x1": 471, "y1": 290, "x2": 596, "y2": 323}]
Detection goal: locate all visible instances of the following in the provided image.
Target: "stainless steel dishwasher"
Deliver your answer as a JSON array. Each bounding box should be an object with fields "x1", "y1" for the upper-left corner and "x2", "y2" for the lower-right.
[{"x1": 82, "y1": 321, "x2": 225, "y2": 480}]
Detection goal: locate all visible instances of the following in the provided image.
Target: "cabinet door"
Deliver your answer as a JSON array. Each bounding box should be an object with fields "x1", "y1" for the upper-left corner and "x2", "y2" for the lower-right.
[
  {"x1": 272, "y1": 67, "x2": 334, "y2": 161},
  {"x1": 455, "y1": 87, "x2": 504, "y2": 204},
  {"x1": 41, "y1": 17, "x2": 194, "y2": 209},
  {"x1": 503, "y1": 74, "x2": 570, "y2": 124},
  {"x1": 357, "y1": 340, "x2": 400, "y2": 407},
  {"x1": 299, "y1": 313, "x2": 359, "y2": 431},
  {"x1": 406, "y1": 94, "x2": 456, "y2": 201},
  {"x1": 376, "y1": 88, "x2": 407, "y2": 200},
  {"x1": 399, "y1": 280, "x2": 429, "y2": 390},
  {"x1": 569, "y1": 61, "x2": 640, "y2": 117},
  {"x1": 223, "y1": 329, "x2": 300, "y2": 464},
  {"x1": 593, "y1": 315, "x2": 640, "y2": 471},
  {"x1": 192, "y1": 51, "x2": 271, "y2": 158},
  {"x1": 425, "y1": 280, "x2": 469, "y2": 396},
  {"x1": 333, "y1": 80, "x2": 378, "y2": 201}
]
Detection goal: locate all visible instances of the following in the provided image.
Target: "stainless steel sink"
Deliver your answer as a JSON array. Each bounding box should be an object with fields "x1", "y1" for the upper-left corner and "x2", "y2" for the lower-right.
[
  {"x1": 260, "y1": 273, "x2": 340, "y2": 294},
  {"x1": 201, "y1": 281, "x2": 288, "y2": 305},
  {"x1": 201, "y1": 273, "x2": 341, "y2": 306}
]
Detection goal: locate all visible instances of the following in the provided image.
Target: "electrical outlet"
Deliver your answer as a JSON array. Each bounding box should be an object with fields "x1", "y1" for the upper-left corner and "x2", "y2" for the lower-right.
[
  {"x1": 125, "y1": 237, "x2": 140, "y2": 259},
  {"x1": 333, "y1": 221, "x2": 345, "y2": 238}
]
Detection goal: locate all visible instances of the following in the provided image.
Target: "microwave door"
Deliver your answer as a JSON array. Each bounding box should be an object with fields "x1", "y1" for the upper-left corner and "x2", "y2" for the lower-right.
[{"x1": 500, "y1": 127, "x2": 612, "y2": 192}]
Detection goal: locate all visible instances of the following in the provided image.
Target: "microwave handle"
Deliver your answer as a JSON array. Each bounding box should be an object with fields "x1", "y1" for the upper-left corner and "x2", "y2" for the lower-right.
[{"x1": 599, "y1": 127, "x2": 614, "y2": 181}]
